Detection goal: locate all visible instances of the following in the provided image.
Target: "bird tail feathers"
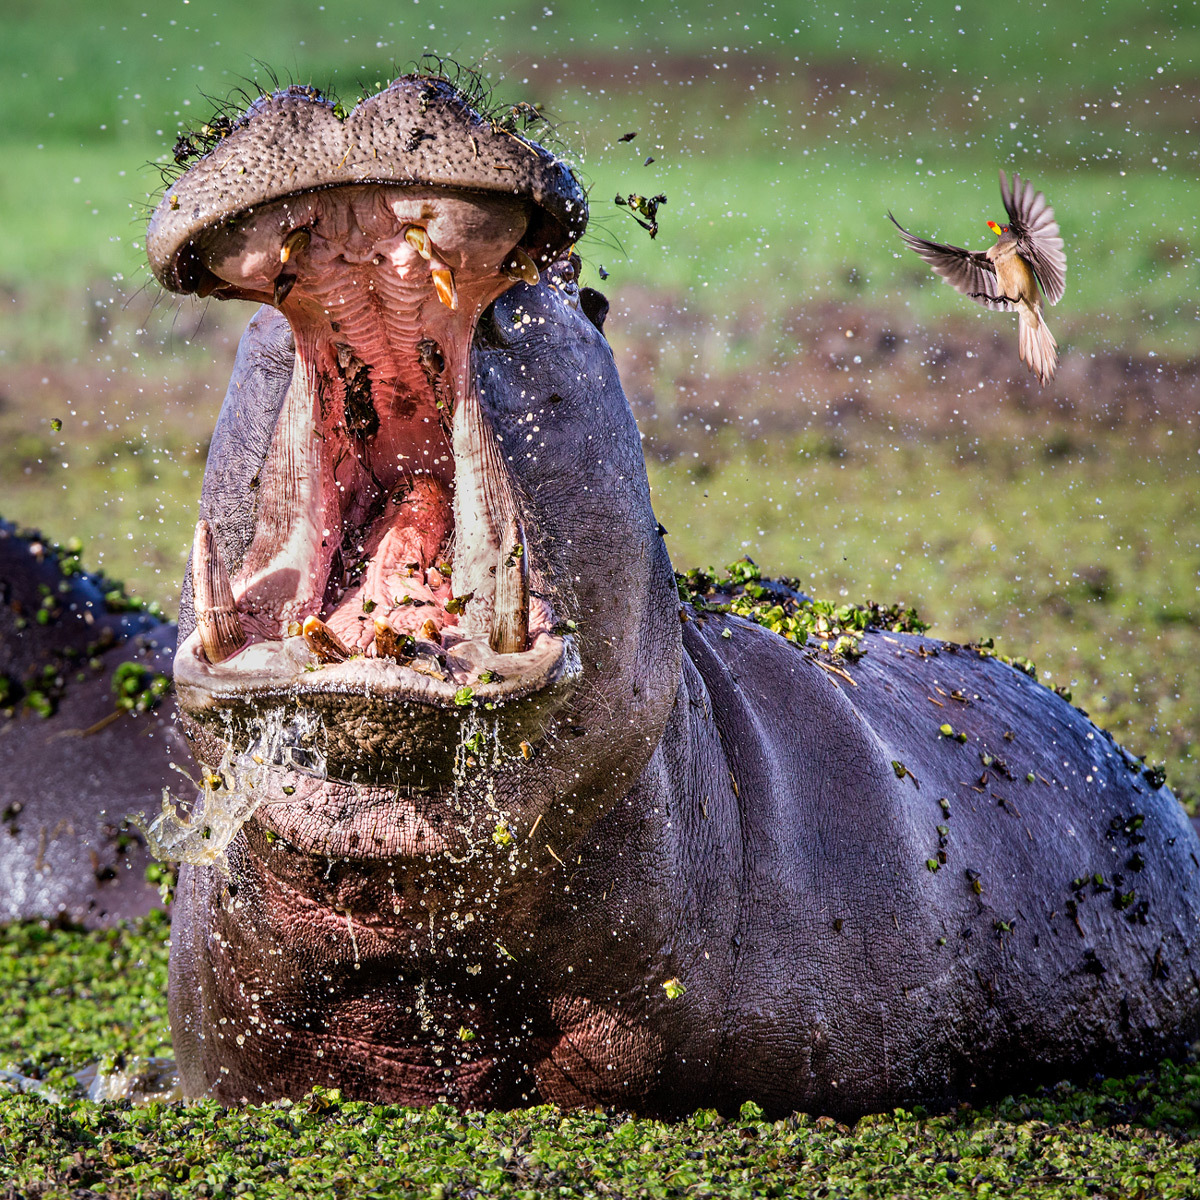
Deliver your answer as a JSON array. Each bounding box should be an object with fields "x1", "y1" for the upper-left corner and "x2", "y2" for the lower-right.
[{"x1": 1018, "y1": 308, "x2": 1058, "y2": 386}]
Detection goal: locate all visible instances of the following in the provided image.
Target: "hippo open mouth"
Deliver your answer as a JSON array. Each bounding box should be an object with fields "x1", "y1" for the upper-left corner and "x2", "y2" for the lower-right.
[{"x1": 147, "y1": 78, "x2": 589, "y2": 788}]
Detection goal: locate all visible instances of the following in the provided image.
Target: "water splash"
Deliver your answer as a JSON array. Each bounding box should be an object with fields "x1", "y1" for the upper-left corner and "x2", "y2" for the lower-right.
[
  {"x1": 79, "y1": 1056, "x2": 182, "y2": 1105},
  {"x1": 133, "y1": 709, "x2": 326, "y2": 870}
]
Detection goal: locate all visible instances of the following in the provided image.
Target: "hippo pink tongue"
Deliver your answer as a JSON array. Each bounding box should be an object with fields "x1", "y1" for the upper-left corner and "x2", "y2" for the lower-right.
[{"x1": 187, "y1": 183, "x2": 542, "y2": 670}]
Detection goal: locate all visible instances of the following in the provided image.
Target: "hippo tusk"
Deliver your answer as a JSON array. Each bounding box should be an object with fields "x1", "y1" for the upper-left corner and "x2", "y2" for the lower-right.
[
  {"x1": 489, "y1": 519, "x2": 529, "y2": 654},
  {"x1": 273, "y1": 272, "x2": 296, "y2": 307},
  {"x1": 404, "y1": 225, "x2": 458, "y2": 308},
  {"x1": 279, "y1": 227, "x2": 311, "y2": 264},
  {"x1": 373, "y1": 619, "x2": 416, "y2": 663},
  {"x1": 430, "y1": 266, "x2": 458, "y2": 310},
  {"x1": 501, "y1": 247, "x2": 540, "y2": 286},
  {"x1": 403, "y1": 225, "x2": 432, "y2": 259},
  {"x1": 192, "y1": 519, "x2": 247, "y2": 664}
]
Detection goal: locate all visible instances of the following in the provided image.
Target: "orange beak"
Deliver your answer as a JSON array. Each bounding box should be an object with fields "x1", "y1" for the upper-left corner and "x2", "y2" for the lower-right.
[{"x1": 987, "y1": 220, "x2": 1003, "y2": 237}]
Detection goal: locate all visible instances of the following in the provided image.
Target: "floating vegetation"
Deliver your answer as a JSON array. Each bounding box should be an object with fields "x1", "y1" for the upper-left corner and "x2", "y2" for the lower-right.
[
  {"x1": 662, "y1": 977, "x2": 687, "y2": 1000},
  {"x1": 677, "y1": 557, "x2": 927, "y2": 659},
  {"x1": 110, "y1": 662, "x2": 171, "y2": 713}
]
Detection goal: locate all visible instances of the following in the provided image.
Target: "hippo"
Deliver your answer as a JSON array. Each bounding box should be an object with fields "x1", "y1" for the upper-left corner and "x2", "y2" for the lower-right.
[
  {"x1": 0, "y1": 522, "x2": 179, "y2": 925},
  {"x1": 140, "y1": 72, "x2": 1200, "y2": 1118}
]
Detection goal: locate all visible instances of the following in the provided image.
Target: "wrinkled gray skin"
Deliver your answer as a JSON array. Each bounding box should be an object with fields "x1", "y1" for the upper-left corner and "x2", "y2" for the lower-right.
[
  {"x1": 0, "y1": 522, "x2": 179, "y2": 925},
  {"x1": 154, "y1": 76, "x2": 1200, "y2": 1117}
]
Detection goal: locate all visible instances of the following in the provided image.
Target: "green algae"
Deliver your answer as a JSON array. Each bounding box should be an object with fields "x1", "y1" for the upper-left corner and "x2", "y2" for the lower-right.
[
  {"x1": 4, "y1": 915, "x2": 1200, "y2": 1198},
  {"x1": 677, "y1": 557, "x2": 927, "y2": 658}
]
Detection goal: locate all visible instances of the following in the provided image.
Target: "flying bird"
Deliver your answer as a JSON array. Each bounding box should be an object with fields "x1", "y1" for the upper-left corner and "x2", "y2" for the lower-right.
[{"x1": 889, "y1": 171, "x2": 1066, "y2": 386}]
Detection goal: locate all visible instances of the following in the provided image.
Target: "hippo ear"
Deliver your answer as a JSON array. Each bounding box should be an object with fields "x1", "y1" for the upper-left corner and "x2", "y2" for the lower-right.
[{"x1": 579, "y1": 287, "x2": 609, "y2": 332}]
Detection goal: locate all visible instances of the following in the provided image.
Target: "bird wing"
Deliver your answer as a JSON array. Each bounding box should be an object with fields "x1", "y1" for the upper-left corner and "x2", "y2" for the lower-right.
[
  {"x1": 999, "y1": 170, "x2": 1066, "y2": 305},
  {"x1": 887, "y1": 212, "x2": 1011, "y2": 311}
]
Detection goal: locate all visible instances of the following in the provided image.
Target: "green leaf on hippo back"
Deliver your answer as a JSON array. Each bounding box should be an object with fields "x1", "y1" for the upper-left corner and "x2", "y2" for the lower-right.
[
  {"x1": 662, "y1": 977, "x2": 686, "y2": 1000},
  {"x1": 454, "y1": 686, "x2": 474, "y2": 707}
]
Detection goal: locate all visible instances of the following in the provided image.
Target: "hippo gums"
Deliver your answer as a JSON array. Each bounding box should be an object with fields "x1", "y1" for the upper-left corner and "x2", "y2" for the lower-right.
[{"x1": 142, "y1": 72, "x2": 1200, "y2": 1117}]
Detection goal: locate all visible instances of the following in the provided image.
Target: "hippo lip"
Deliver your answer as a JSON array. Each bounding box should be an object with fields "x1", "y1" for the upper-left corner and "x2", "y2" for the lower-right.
[{"x1": 171, "y1": 179, "x2": 579, "y2": 716}]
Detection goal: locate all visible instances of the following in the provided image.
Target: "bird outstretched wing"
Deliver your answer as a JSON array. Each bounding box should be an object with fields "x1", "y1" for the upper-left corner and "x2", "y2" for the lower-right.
[
  {"x1": 999, "y1": 170, "x2": 1066, "y2": 305},
  {"x1": 887, "y1": 212, "x2": 1012, "y2": 311}
]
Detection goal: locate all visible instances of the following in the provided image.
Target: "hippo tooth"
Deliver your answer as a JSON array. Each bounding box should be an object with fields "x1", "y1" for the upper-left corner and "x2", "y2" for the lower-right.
[
  {"x1": 273, "y1": 272, "x2": 297, "y2": 307},
  {"x1": 373, "y1": 619, "x2": 415, "y2": 662},
  {"x1": 403, "y1": 225, "x2": 433, "y2": 260},
  {"x1": 431, "y1": 267, "x2": 458, "y2": 311},
  {"x1": 502, "y1": 248, "x2": 540, "y2": 286},
  {"x1": 402, "y1": 225, "x2": 458, "y2": 308},
  {"x1": 489, "y1": 519, "x2": 529, "y2": 655},
  {"x1": 279, "y1": 227, "x2": 311, "y2": 264},
  {"x1": 192, "y1": 519, "x2": 247, "y2": 664},
  {"x1": 302, "y1": 616, "x2": 351, "y2": 664}
]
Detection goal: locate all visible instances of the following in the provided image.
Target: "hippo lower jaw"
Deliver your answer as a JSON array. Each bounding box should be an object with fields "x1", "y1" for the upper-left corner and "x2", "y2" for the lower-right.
[{"x1": 173, "y1": 181, "x2": 580, "y2": 776}]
